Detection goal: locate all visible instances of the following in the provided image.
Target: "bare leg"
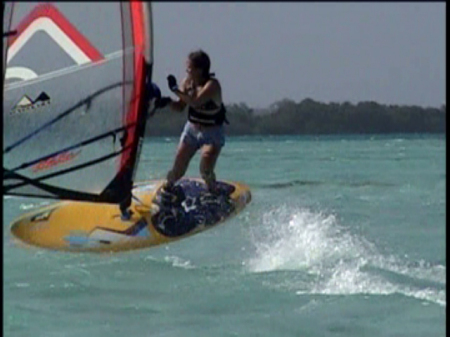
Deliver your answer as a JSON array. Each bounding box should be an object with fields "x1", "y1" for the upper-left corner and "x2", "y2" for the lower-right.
[
  {"x1": 164, "y1": 141, "x2": 197, "y2": 190},
  {"x1": 199, "y1": 144, "x2": 221, "y2": 192}
]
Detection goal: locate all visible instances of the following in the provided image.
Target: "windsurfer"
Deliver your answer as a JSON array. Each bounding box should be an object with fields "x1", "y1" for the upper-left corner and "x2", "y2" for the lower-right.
[{"x1": 156, "y1": 49, "x2": 228, "y2": 204}]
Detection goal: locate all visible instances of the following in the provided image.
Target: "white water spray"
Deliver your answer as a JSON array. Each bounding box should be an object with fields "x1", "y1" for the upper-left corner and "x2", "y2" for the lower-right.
[{"x1": 244, "y1": 205, "x2": 446, "y2": 306}]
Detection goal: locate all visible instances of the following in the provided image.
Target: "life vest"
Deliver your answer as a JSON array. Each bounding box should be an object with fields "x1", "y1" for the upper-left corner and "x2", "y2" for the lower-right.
[
  {"x1": 188, "y1": 101, "x2": 228, "y2": 126},
  {"x1": 186, "y1": 77, "x2": 229, "y2": 126}
]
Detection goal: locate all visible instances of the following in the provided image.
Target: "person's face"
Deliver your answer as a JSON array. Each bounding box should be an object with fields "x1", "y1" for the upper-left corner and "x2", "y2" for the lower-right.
[{"x1": 186, "y1": 59, "x2": 202, "y2": 80}]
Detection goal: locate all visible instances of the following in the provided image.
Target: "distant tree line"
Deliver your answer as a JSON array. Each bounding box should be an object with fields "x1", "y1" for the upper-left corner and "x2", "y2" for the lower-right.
[{"x1": 145, "y1": 98, "x2": 446, "y2": 136}]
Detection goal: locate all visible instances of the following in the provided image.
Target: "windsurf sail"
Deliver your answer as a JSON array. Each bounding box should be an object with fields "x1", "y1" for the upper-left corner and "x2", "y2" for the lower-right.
[{"x1": 3, "y1": 2, "x2": 154, "y2": 204}]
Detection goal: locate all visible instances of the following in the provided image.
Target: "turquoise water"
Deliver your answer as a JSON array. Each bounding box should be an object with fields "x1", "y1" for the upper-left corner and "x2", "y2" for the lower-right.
[{"x1": 4, "y1": 134, "x2": 446, "y2": 337}]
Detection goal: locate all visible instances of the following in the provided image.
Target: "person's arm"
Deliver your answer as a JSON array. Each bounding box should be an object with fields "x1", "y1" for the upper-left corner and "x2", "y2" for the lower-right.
[
  {"x1": 173, "y1": 79, "x2": 220, "y2": 108},
  {"x1": 168, "y1": 78, "x2": 188, "y2": 112}
]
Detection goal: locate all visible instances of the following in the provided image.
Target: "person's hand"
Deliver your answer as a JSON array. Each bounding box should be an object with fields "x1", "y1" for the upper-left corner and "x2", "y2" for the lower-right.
[
  {"x1": 149, "y1": 82, "x2": 161, "y2": 100},
  {"x1": 167, "y1": 74, "x2": 178, "y2": 92},
  {"x1": 155, "y1": 96, "x2": 172, "y2": 109}
]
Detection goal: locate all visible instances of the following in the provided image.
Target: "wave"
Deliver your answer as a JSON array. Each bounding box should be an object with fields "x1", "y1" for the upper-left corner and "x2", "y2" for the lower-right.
[
  {"x1": 243, "y1": 205, "x2": 446, "y2": 306},
  {"x1": 255, "y1": 180, "x2": 396, "y2": 190},
  {"x1": 255, "y1": 180, "x2": 325, "y2": 189},
  {"x1": 143, "y1": 254, "x2": 196, "y2": 270},
  {"x1": 19, "y1": 202, "x2": 51, "y2": 211}
]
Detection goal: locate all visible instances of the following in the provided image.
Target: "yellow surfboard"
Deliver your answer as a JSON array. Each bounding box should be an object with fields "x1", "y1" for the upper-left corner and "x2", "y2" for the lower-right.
[{"x1": 10, "y1": 178, "x2": 251, "y2": 253}]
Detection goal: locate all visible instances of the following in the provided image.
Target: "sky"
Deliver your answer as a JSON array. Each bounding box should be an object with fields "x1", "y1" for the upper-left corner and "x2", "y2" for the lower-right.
[{"x1": 151, "y1": 2, "x2": 445, "y2": 109}]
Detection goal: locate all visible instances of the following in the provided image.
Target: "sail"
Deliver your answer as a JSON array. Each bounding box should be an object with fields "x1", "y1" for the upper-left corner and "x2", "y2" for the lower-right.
[
  {"x1": 2, "y1": 2, "x2": 14, "y2": 85},
  {"x1": 3, "y1": 1, "x2": 153, "y2": 204}
]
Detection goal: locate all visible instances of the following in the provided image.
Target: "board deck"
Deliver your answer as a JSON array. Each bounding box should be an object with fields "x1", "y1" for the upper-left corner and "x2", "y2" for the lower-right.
[{"x1": 10, "y1": 178, "x2": 252, "y2": 253}]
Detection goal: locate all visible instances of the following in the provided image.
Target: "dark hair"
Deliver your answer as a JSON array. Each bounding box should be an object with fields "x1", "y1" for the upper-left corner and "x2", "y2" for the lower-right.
[{"x1": 188, "y1": 49, "x2": 215, "y2": 78}]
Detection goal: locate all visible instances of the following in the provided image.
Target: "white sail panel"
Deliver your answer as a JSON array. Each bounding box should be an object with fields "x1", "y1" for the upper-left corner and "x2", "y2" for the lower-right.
[{"x1": 3, "y1": 2, "x2": 154, "y2": 203}]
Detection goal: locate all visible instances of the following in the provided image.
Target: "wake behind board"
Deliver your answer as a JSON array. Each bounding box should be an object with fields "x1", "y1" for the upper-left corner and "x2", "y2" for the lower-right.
[{"x1": 10, "y1": 178, "x2": 252, "y2": 253}]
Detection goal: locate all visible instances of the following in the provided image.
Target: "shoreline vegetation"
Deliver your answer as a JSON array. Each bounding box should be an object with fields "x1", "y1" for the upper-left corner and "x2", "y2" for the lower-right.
[{"x1": 145, "y1": 98, "x2": 446, "y2": 136}]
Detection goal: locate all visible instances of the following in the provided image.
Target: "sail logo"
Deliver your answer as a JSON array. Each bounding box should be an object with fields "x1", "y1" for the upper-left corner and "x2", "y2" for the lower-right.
[
  {"x1": 32, "y1": 150, "x2": 81, "y2": 173},
  {"x1": 5, "y1": 3, "x2": 103, "y2": 81},
  {"x1": 11, "y1": 92, "x2": 51, "y2": 115}
]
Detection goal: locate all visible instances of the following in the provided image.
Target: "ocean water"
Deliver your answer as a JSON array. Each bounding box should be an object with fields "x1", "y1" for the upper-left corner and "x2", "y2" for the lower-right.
[{"x1": 4, "y1": 134, "x2": 446, "y2": 337}]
